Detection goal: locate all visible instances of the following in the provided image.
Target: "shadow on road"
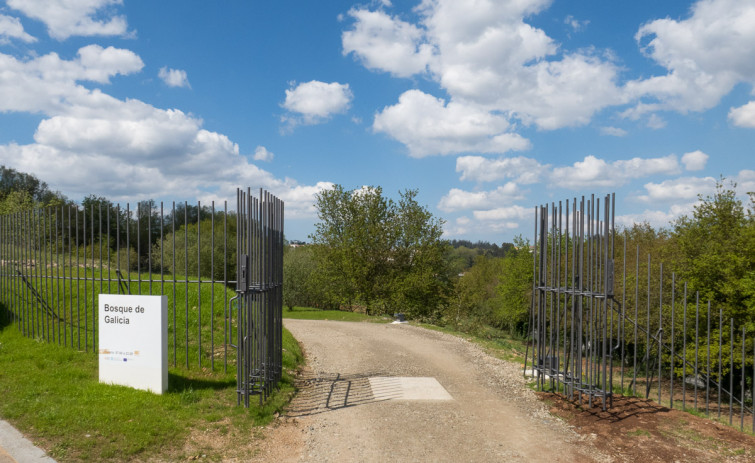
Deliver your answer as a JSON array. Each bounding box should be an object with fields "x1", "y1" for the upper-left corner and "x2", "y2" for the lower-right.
[{"x1": 285, "y1": 370, "x2": 398, "y2": 417}]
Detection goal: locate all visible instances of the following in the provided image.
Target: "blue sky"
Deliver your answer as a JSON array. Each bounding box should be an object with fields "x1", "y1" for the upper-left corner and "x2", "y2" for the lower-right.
[{"x1": 0, "y1": 0, "x2": 753, "y2": 243}]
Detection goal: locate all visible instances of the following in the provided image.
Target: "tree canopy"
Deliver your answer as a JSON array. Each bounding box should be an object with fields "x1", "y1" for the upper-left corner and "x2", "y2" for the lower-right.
[{"x1": 308, "y1": 185, "x2": 449, "y2": 317}]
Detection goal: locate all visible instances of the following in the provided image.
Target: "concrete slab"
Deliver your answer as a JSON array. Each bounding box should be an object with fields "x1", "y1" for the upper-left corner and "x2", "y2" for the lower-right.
[
  {"x1": 0, "y1": 420, "x2": 56, "y2": 463},
  {"x1": 369, "y1": 377, "x2": 453, "y2": 401}
]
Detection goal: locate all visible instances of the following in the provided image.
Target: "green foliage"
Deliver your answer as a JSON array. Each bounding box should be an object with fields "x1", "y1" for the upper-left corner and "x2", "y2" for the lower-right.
[
  {"x1": 494, "y1": 236, "x2": 534, "y2": 333},
  {"x1": 672, "y1": 180, "x2": 755, "y2": 328},
  {"x1": 309, "y1": 185, "x2": 449, "y2": 317},
  {"x1": 449, "y1": 236, "x2": 533, "y2": 335},
  {"x1": 153, "y1": 217, "x2": 237, "y2": 281},
  {"x1": 283, "y1": 246, "x2": 335, "y2": 309},
  {"x1": 0, "y1": 165, "x2": 66, "y2": 206}
]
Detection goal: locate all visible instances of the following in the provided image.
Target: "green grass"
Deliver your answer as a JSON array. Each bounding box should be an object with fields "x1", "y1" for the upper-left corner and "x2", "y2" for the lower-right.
[
  {"x1": 1, "y1": 263, "x2": 237, "y2": 371},
  {"x1": 0, "y1": 313, "x2": 303, "y2": 462},
  {"x1": 283, "y1": 306, "x2": 391, "y2": 323},
  {"x1": 416, "y1": 322, "x2": 529, "y2": 364}
]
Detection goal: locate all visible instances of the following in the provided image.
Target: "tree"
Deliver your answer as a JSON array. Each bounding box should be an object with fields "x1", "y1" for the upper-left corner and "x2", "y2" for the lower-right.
[
  {"x1": 672, "y1": 179, "x2": 755, "y2": 326},
  {"x1": 494, "y1": 236, "x2": 533, "y2": 334},
  {"x1": 309, "y1": 185, "x2": 449, "y2": 316}
]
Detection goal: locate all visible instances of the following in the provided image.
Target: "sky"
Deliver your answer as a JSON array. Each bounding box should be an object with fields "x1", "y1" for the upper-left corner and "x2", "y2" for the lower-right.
[{"x1": 0, "y1": 0, "x2": 754, "y2": 244}]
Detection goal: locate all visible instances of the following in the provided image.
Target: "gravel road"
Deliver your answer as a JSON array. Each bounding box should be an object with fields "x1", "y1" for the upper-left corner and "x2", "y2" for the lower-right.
[{"x1": 259, "y1": 320, "x2": 608, "y2": 463}]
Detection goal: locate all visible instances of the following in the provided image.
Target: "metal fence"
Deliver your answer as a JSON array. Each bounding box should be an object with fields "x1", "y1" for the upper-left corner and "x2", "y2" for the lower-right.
[
  {"x1": 233, "y1": 188, "x2": 284, "y2": 406},
  {"x1": 525, "y1": 193, "x2": 754, "y2": 432},
  {"x1": 0, "y1": 188, "x2": 283, "y2": 407}
]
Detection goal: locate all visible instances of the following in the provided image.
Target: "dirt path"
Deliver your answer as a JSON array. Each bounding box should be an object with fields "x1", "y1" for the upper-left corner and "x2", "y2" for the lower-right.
[{"x1": 260, "y1": 320, "x2": 608, "y2": 462}]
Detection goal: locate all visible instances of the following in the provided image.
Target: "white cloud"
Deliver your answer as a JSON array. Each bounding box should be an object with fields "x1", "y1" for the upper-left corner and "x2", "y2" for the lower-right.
[
  {"x1": 437, "y1": 183, "x2": 522, "y2": 212},
  {"x1": 616, "y1": 202, "x2": 698, "y2": 229},
  {"x1": 600, "y1": 126, "x2": 627, "y2": 137},
  {"x1": 637, "y1": 176, "x2": 717, "y2": 202},
  {"x1": 728, "y1": 101, "x2": 755, "y2": 128},
  {"x1": 0, "y1": 14, "x2": 37, "y2": 43},
  {"x1": 253, "y1": 145, "x2": 274, "y2": 162},
  {"x1": 342, "y1": 8, "x2": 434, "y2": 77},
  {"x1": 564, "y1": 15, "x2": 589, "y2": 32},
  {"x1": 0, "y1": 45, "x2": 326, "y2": 218},
  {"x1": 0, "y1": 46, "x2": 143, "y2": 115},
  {"x1": 342, "y1": 0, "x2": 624, "y2": 157},
  {"x1": 627, "y1": 0, "x2": 755, "y2": 115},
  {"x1": 456, "y1": 155, "x2": 544, "y2": 183},
  {"x1": 550, "y1": 154, "x2": 680, "y2": 189},
  {"x1": 473, "y1": 205, "x2": 529, "y2": 221},
  {"x1": 373, "y1": 90, "x2": 530, "y2": 157},
  {"x1": 158, "y1": 67, "x2": 190, "y2": 88},
  {"x1": 282, "y1": 80, "x2": 353, "y2": 126},
  {"x1": 735, "y1": 169, "x2": 755, "y2": 194},
  {"x1": 8, "y1": 0, "x2": 129, "y2": 40},
  {"x1": 681, "y1": 150, "x2": 708, "y2": 171},
  {"x1": 646, "y1": 114, "x2": 666, "y2": 129}
]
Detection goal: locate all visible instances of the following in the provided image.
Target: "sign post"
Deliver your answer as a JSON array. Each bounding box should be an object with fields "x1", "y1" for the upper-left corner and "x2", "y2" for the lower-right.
[{"x1": 98, "y1": 294, "x2": 168, "y2": 394}]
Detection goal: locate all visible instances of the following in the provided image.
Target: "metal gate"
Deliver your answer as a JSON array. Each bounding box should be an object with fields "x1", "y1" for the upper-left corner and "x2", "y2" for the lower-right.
[{"x1": 233, "y1": 188, "x2": 284, "y2": 407}]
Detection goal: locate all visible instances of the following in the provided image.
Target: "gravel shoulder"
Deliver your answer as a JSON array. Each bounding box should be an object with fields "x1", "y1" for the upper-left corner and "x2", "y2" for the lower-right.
[{"x1": 258, "y1": 320, "x2": 608, "y2": 462}]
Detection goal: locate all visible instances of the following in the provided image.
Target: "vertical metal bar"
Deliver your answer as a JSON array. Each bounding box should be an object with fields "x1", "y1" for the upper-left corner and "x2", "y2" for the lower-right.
[
  {"x1": 719, "y1": 307, "x2": 723, "y2": 420},
  {"x1": 126, "y1": 204, "x2": 130, "y2": 295},
  {"x1": 137, "y1": 203, "x2": 141, "y2": 295},
  {"x1": 211, "y1": 201, "x2": 215, "y2": 371},
  {"x1": 68, "y1": 206, "x2": 72, "y2": 347},
  {"x1": 670, "y1": 273, "x2": 675, "y2": 409},
  {"x1": 83, "y1": 204, "x2": 89, "y2": 351},
  {"x1": 556, "y1": 201, "x2": 561, "y2": 393},
  {"x1": 695, "y1": 292, "x2": 699, "y2": 410},
  {"x1": 224, "y1": 200, "x2": 228, "y2": 374},
  {"x1": 621, "y1": 231, "x2": 626, "y2": 393},
  {"x1": 57, "y1": 207, "x2": 62, "y2": 344},
  {"x1": 634, "y1": 244, "x2": 639, "y2": 396},
  {"x1": 147, "y1": 202, "x2": 152, "y2": 294},
  {"x1": 683, "y1": 283, "x2": 687, "y2": 410},
  {"x1": 107, "y1": 205, "x2": 111, "y2": 295},
  {"x1": 91, "y1": 203, "x2": 95, "y2": 352},
  {"x1": 646, "y1": 253, "x2": 651, "y2": 399},
  {"x1": 184, "y1": 202, "x2": 189, "y2": 369},
  {"x1": 172, "y1": 202, "x2": 176, "y2": 367},
  {"x1": 658, "y1": 262, "x2": 663, "y2": 404},
  {"x1": 741, "y1": 326, "x2": 745, "y2": 432},
  {"x1": 706, "y1": 300, "x2": 711, "y2": 416},
  {"x1": 198, "y1": 201, "x2": 202, "y2": 368},
  {"x1": 160, "y1": 203, "x2": 164, "y2": 297},
  {"x1": 76, "y1": 207, "x2": 81, "y2": 350},
  {"x1": 730, "y1": 318, "x2": 734, "y2": 425}
]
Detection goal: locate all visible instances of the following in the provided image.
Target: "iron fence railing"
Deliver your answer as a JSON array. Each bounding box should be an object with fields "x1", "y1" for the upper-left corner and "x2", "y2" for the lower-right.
[
  {"x1": 0, "y1": 189, "x2": 283, "y2": 406},
  {"x1": 525, "y1": 193, "x2": 755, "y2": 433}
]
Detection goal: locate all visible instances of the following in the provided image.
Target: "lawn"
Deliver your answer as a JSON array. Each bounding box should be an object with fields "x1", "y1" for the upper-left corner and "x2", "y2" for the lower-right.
[{"x1": 0, "y1": 302, "x2": 303, "y2": 462}]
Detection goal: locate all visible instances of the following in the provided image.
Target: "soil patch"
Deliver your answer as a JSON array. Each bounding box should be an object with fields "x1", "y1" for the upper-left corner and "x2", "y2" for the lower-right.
[{"x1": 538, "y1": 392, "x2": 755, "y2": 462}]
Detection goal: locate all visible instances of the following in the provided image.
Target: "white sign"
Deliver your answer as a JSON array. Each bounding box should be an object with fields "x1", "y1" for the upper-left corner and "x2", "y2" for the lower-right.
[{"x1": 98, "y1": 294, "x2": 168, "y2": 394}]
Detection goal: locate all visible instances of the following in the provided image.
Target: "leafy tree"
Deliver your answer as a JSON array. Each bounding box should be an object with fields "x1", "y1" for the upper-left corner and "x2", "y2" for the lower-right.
[
  {"x1": 0, "y1": 166, "x2": 67, "y2": 213},
  {"x1": 672, "y1": 179, "x2": 755, "y2": 327},
  {"x1": 452, "y1": 255, "x2": 504, "y2": 329},
  {"x1": 283, "y1": 246, "x2": 336, "y2": 309},
  {"x1": 309, "y1": 185, "x2": 448, "y2": 316},
  {"x1": 494, "y1": 236, "x2": 533, "y2": 333}
]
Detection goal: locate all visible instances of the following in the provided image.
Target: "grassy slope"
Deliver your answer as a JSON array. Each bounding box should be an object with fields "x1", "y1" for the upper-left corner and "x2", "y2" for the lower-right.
[{"x1": 0, "y1": 311, "x2": 303, "y2": 462}]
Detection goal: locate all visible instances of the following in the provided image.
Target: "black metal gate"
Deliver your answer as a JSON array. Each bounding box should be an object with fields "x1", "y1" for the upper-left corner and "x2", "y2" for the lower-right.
[{"x1": 233, "y1": 188, "x2": 284, "y2": 407}]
